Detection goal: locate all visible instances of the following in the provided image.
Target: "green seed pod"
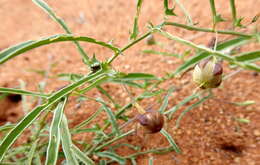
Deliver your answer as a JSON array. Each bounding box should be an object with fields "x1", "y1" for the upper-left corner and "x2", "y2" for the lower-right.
[
  {"x1": 192, "y1": 58, "x2": 223, "y2": 89},
  {"x1": 137, "y1": 110, "x2": 164, "y2": 134}
]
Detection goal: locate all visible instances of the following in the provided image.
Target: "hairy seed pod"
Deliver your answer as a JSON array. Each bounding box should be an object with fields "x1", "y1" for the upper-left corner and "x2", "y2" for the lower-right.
[
  {"x1": 193, "y1": 58, "x2": 223, "y2": 89},
  {"x1": 137, "y1": 110, "x2": 164, "y2": 134}
]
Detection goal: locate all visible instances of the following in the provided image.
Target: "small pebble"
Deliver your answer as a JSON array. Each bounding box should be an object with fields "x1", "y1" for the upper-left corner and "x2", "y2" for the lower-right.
[
  {"x1": 253, "y1": 130, "x2": 260, "y2": 136},
  {"x1": 252, "y1": 72, "x2": 258, "y2": 77}
]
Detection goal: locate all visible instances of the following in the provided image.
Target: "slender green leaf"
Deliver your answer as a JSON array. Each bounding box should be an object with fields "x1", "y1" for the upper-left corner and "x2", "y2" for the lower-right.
[
  {"x1": 159, "y1": 87, "x2": 175, "y2": 113},
  {"x1": 243, "y1": 63, "x2": 260, "y2": 72},
  {"x1": 32, "y1": 0, "x2": 90, "y2": 63},
  {"x1": 148, "y1": 157, "x2": 154, "y2": 165},
  {"x1": 130, "y1": 158, "x2": 137, "y2": 165},
  {"x1": 160, "y1": 129, "x2": 181, "y2": 153},
  {"x1": 34, "y1": 153, "x2": 42, "y2": 165},
  {"x1": 94, "y1": 129, "x2": 135, "y2": 152},
  {"x1": 27, "y1": 140, "x2": 38, "y2": 165},
  {"x1": 57, "y1": 73, "x2": 83, "y2": 82},
  {"x1": 235, "y1": 50, "x2": 260, "y2": 62},
  {"x1": 0, "y1": 87, "x2": 48, "y2": 98},
  {"x1": 235, "y1": 118, "x2": 250, "y2": 123},
  {"x1": 164, "y1": 22, "x2": 252, "y2": 37},
  {"x1": 125, "y1": 146, "x2": 173, "y2": 158},
  {"x1": 0, "y1": 70, "x2": 106, "y2": 162},
  {"x1": 164, "y1": 93, "x2": 199, "y2": 117},
  {"x1": 99, "y1": 160, "x2": 107, "y2": 165},
  {"x1": 112, "y1": 80, "x2": 145, "y2": 89},
  {"x1": 97, "y1": 86, "x2": 118, "y2": 107},
  {"x1": 102, "y1": 105, "x2": 120, "y2": 135},
  {"x1": 115, "y1": 73, "x2": 159, "y2": 81},
  {"x1": 130, "y1": 0, "x2": 143, "y2": 39},
  {"x1": 0, "y1": 124, "x2": 15, "y2": 133},
  {"x1": 73, "y1": 107, "x2": 103, "y2": 131},
  {"x1": 176, "y1": 94, "x2": 211, "y2": 128},
  {"x1": 72, "y1": 128, "x2": 99, "y2": 134},
  {"x1": 0, "y1": 34, "x2": 119, "y2": 64},
  {"x1": 72, "y1": 145, "x2": 94, "y2": 165},
  {"x1": 96, "y1": 151, "x2": 126, "y2": 165},
  {"x1": 60, "y1": 115, "x2": 78, "y2": 165},
  {"x1": 233, "y1": 100, "x2": 255, "y2": 106},
  {"x1": 0, "y1": 41, "x2": 34, "y2": 60},
  {"x1": 142, "y1": 49, "x2": 179, "y2": 57},
  {"x1": 45, "y1": 98, "x2": 67, "y2": 165}
]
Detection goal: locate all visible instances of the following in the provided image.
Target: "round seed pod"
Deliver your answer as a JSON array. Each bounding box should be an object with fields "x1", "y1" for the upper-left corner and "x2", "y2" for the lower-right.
[
  {"x1": 136, "y1": 109, "x2": 164, "y2": 134},
  {"x1": 192, "y1": 58, "x2": 223, "y2": 89}
]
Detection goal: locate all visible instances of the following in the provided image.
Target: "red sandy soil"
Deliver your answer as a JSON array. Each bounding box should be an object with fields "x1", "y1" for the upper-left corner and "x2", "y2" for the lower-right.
[{"x1": 0, "y1": 0, "x2": 260, "y2": 164}]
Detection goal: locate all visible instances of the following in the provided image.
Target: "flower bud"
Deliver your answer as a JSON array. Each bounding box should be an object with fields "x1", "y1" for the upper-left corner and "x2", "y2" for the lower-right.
[
  {"x1": 146, "y1": 34, "x2": 156, "y2": 45},
  {"x1": 192, "y1": 58, "x2": 223, "y2": 89},
  {"x1": 137, "y1": 110, "x2": 164, "y2": 134}
]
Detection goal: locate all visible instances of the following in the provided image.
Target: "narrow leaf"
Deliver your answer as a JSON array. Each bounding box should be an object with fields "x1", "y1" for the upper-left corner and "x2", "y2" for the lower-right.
[
  {"x1": 0, "y1": 87, "x2": 48, "y2": 98},
  {"x1": 142, "y1": 49, "x2": 179, "y2": 57},
  {"x1": 32, "y1": 0, "x2": 90, "y2": 62},
  {"x1": 0, "y1": 70, "x2": 106, "y2": 161},
  {"x1": 27, "y1": 140, "x2": 38, "y2": 165},
  {"x1": 0, "y1": 34, "x2": 119, "y2": 64},
  {"x1": 233, "y1": 100, "x2": 255, "y2": 106},
  {"x1": 0, "y1": 124, "x2": 15, "y2": 133},
  {"x1": 102, "y1": 105, "x2": 120, "y2": 135},
  {"x1": 235, "y1": 50, "x2": 260, "y2": 62},
  {"x1": 160, "y1": 129, "x2": 181, "y2": 153},
  {"x1": 72, "y1": 145, "x2": 95, "y2": 165},
  {"x1": 45, "y1": 98, "x2": 67, "y2": 165},
  {"x1": 164, "y1": 93, "x2": 199, "y2": 118},
  {"x1": 176, "y1": 94, "x2": 211, "y2": 128},
  {"x1": 115, "y1": 73, "x2": 159, "y2": 81},
  {"x1": 96, "y1": 151, "x2": 126, "y2": 165},
  {"x1": 60, "y1": 115, "x2": 78, "y2": 165},
  {"x1": 130, "y1": 0, "x2": 143, "y2": 39},
  {"x1": 159, "y1": 87, "x2": 175, "y2": 113}
]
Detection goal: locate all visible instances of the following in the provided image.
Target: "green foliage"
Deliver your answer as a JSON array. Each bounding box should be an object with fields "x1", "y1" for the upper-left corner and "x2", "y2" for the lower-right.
[
  {"x1": 164, "y1": 0, "x2": 177, "y2": 16},
  {"x1": 0, "y1": 0, "x2": 259, "y2": 164}
]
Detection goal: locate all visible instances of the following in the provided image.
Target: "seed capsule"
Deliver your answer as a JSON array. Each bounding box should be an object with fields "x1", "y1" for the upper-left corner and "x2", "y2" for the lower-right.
[
  {"x1": 192, "y1": 58, "x2": 223, "y2": 89},
  {"x1": 146, "y1": 34, "x2": 156, "y2": 45},
  {"x1": 137, "y1": 110, "x2": 164, "y2": 134}
]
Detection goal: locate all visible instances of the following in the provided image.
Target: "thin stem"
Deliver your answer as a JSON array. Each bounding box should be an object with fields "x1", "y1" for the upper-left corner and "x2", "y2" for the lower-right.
[
  {"x1": 125, "y1": 146, "x2": 173, "y2": 159},
  {"x1": 107, "y1": 31, "x2": 152, "y2": 64},
  {"x1": 174, "y1": 0, "x2": 193, "y2": 25},
  {"x1": 92, "y1": 129, "x2": 135, "y2": 152},
  {"x1": 122, "y1": 84, "x2": 146, "y2": 114},
  {"x1": 229, "y1": 0, "x2": 237, "y2": 28},
  {"x1": 209, "y1": 0, "x2": 217, "y2": 28},
  {"x1": 156, "y1": 29, "x2": 251, "y2": 70},
  {"x1": 164, "y1": 22, "x2": 252, "y2": 37}
]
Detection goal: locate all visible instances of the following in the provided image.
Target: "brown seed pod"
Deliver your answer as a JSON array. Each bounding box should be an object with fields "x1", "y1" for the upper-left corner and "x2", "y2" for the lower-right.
[{"x1": 136, "y1": 109, "x2": 164, "y2": 134}]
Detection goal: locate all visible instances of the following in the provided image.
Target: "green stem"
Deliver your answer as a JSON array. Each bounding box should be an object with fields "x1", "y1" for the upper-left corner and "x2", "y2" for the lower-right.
[
  {"x1": 209, "y1": 0, "x2": 217, "y2": 29},
  {"x1": 94, "y1": 129, "x2": 135, "y2": 152},
  {"x1": 229, "y1": 0, "x2": 237, "y2": 28},
  {"x1": 125, "y1": 146, "x2": 173, "y2": 159},
  {"x1": 156, "y1": 29, "x2": 253, "y2": 70},
  {"x1": 164, "y1": 22, "x2": 252, "y2": 37},
  {"x1": 107, "y1": 31, "x2": 152, "y2": 64}
]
